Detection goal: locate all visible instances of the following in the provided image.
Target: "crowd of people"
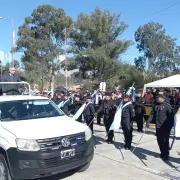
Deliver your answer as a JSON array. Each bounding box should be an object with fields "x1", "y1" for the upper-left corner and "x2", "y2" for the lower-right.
[
  {"x1": 1, "y1": 66, "x2": 180, "y2": 162},
  {"x1": 39, "y1": 87, "x2": 179, "y2": 161}
]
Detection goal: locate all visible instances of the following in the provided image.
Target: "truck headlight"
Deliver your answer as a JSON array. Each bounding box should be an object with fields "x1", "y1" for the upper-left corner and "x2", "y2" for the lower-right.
[
  {"x1": 85, "y1": 127, "x2": 92, "y2": 141},
  {"x1": 16, "y1": 139, "x2": 40, "y2": 151}
]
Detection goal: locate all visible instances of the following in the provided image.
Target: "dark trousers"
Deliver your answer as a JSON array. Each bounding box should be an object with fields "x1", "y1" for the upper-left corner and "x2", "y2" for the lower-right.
[
  {"x1": 95, "y1": 105, "x2": 102, "y2": 124},
  {"x1": 97, "y1": 111, "x2": 103, "y2": 124},
  {"x1": 122, "y1": 126, "x2": 133, "y2": 148},
  {"x1": 135, "y1": 114, "x2": 144, "y2": 131},
  {"x1": 156, "y1": 127, "x2": 170, "y2": 158},
  {"x1": 104, "y1": 115, "x2": 114, "y2": 141},
  {"x1": 85, "y1": 115, "x2": 94, "y2": 134}
]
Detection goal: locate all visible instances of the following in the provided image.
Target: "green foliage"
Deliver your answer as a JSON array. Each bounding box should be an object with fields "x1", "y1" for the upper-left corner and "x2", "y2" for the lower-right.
[
  {"x1": 69, "y1": 7, "x2": 132, "y2": 82},
  {"x1": 15, "y1": 7, "x2": 180, "y2": 90},
  {"x1": 135, "y1": 21, "x2": 179, "y2": 74},
  {"x1": 16, "y1": 5, "x2": 72, "y2": 85}
]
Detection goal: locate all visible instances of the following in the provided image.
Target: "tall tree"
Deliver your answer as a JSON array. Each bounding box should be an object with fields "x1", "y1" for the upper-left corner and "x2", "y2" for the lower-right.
[
  {"x1": 135, "y1": 21, "x2": 178, "y2": 75},
  {"x1": 68, "y1": 7, "x2": 132, "y2": 83},
  {"x1": 16, "y1": 5, "x2": 72, "y2": 88}
]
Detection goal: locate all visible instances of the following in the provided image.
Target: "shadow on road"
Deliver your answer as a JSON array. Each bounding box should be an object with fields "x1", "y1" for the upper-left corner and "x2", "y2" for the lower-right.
[
  {"x1": 30, "y1": 169, "x2": 76, "y2": 180},
  {"x1": 93, "y1": 135, "x2": 105, "y2": 145},
  {"x1": 113, "y1": 140, "x2": 180, "y2": 170}
]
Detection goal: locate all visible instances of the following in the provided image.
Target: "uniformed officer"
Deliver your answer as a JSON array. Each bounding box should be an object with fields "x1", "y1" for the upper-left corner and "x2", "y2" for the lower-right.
[
  {"x1": 164, "y1": 88, "x2": 175, "y2": 107},
  {"x1": 97, "y1": 92, "x2": 116, "y2": 144},
  {"x1": 83, "y1": 96, "x2": 95, "y2": 134},
  {"x1": 70, "y1": 95, "x2": 83, "y2": 122},
  {"x1": 121, "y1": 94, "x2": 135, "y2": 150},
  {"x1": 147, "y1": 94, "x2": 173, "y2": 161},
  {"x1": 60, "y1": 93, "x2": 71, "y2": 116},
  {"x1": 52, "y1": 91, "x2": 62, "y2": 104},
  {"x1": 134, "y1": 91, "x2": 145, "y2": 132}
]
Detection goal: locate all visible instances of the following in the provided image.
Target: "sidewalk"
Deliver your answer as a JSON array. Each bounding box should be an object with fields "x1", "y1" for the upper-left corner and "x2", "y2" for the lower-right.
[{"x1": 93, "y1": 124, "x2": 180, "y2": 179}]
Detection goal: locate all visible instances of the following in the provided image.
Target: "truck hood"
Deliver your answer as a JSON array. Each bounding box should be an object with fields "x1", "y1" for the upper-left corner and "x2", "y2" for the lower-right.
[{"x1": 1, "y1": 116, "x2": 87, "y2": 139}]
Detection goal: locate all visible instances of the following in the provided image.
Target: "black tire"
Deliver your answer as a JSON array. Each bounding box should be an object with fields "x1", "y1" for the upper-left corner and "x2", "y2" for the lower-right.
[
  {"x1": 0, "y1": 154, "x2": 12, "y2": 180},
  {"x1": 77, "y1": 162, "x2": 91, "y2": 172}
]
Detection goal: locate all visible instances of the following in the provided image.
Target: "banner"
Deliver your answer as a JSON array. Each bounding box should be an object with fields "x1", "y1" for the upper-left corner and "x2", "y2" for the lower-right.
[
  {"x1": 174, "y1": 108, "x2": 180, "y2": 137},
  {"x1": 73, "y1": 103, "x2": 86, "y2": 120},
  {"x1": 73, "y1": 102, "x2": 92, "y2": 120},
  {"x1": 109, "y1": 101, "x2": 132, "y2": 130},
  {"x1": 99, "y1": 82, "x2": 106, "y2": 91}
]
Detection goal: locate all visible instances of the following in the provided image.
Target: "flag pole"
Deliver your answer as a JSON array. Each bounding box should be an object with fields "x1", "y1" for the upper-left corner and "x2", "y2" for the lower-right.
[
  {"x1": 11, "y1": 19, "x2": 14, "y2": 67},
  {"x1": 170, "y1": 136, "x2": 176, "y2": 150}
]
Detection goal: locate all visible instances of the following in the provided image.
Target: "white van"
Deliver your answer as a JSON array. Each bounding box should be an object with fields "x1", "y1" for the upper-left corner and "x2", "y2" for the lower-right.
[{"x1": 0, "y1": 95, "x2": 94, "y2": 180}]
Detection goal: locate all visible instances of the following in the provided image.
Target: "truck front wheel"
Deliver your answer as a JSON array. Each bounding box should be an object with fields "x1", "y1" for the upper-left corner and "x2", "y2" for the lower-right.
[{"x1": 0, "y1": 154, "x2": 12, "y2": 180}]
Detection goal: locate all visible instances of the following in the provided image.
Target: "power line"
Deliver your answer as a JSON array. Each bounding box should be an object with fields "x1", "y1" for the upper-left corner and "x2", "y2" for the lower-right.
[{"x1": 141, "y1": 3, "x2": 180, "y2": 20}]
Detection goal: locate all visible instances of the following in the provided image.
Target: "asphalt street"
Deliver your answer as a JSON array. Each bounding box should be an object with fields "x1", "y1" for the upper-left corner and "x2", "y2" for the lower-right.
[{"x1": 37, "y1": 124, "x2": 180, "y2": 180}]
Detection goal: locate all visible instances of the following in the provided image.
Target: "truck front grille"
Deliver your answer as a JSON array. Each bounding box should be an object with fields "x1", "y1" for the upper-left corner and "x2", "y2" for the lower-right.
[{"x1": 37, "y1": 132, "x2": 85, "y2": 152}]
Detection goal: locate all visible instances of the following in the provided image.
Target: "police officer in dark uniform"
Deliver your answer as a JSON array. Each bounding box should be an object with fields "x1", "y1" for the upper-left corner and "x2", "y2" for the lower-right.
[
  {"x1": 96, "y1": 93, "x2": 104, "y2": 125},
  {"x1": 60, "y1": 93, "x2": 71, "y2": 116},
  {"x1": 52, "y1": 91, "x2": 62, "y2": 104},
  {"x1": 121, "y1": 95, "x2": 135, "y2": 150},
  {"x1": 164, "y1": 88, "x2": 175, "y2": 107},
  {"x1": 134, "y1": 91, "x2": 145, "y2": 132},
  {"x1": 83, "y1": 96, "x2": 95, "y2": 134},
  {"x1": 70, "y1": 95, "x2": 83, "y2": 122},
  {"x1": 97, "y1": 92, "x2": 116, "y2": 144},
  {"x1": 115, "y1": 93, "x2": 122, "y2": 106},
  {"x1": 147, "y1": 94, "x2": 173, "y2": 161}
]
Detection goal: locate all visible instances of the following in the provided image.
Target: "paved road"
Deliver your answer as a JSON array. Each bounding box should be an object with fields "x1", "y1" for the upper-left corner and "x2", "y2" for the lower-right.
[{"x1": 36, "y1": 124, "x2": 180, "y2": 180}]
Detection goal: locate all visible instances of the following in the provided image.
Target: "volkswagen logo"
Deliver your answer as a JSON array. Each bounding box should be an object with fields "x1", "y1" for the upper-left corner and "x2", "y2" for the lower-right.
[{"x1": 61, "y1": 137, "x2": 70, "y2": 147}]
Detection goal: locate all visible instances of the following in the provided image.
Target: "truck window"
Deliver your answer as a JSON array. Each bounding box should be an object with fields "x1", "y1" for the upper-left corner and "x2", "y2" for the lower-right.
[{"x1": 0, "y1": 99, "x2": 64, "y2": 121}]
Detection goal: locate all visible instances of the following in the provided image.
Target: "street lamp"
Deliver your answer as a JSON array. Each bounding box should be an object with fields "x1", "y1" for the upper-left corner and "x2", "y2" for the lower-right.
[{"x1": 0, "y1": 16, "x2": 15, "y2": 67}]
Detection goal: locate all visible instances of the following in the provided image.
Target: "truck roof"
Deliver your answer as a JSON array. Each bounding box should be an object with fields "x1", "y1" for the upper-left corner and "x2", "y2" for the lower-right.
[{"x1": 0, "y1": 95, "x2": 48, "y2": 102}]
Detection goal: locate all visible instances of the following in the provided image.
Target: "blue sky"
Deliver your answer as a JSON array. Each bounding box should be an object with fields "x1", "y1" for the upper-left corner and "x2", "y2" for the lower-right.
[{"x1": 0, "y1": 0, "x2": 180, "y2": 65}]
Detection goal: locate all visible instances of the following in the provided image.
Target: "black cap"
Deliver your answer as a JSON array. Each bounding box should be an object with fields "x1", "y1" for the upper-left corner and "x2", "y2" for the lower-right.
[
  {"x1": 159, "y1": 88, "x2": 164, "y2": 93},
  {"x1": 123, "y1": 94, "x2": 130, "y2": 99},
  {"x1": 157, "y1": 94, "x2": 166, "y2": 99},
  {"x1": 60, "y1": 91, "x2": 65, "y2": 95},
  {"x1": 86, "y1": 96, "x2": 92, "y2": 100},
  {"x1": 105, "y1": 92, "x2": 112, "y2": 96},
  {"x1": 164, "y1": 88, "x2": 170, "y2": 92},
  {"x1": 74, "y1": 95, "x2": 80, "y2": 98}
]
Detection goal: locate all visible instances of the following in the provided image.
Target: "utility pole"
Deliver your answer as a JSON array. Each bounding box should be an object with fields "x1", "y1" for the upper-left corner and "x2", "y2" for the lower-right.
[
  {"x1": 64, "y1": 27, "x2": 75, "y2": 89},
  {"x1": 64, "y1": 27, "x2": 68, "y2": 89}
]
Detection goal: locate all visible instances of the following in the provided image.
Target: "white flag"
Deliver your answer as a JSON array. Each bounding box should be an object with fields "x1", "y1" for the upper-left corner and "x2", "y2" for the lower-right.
[
  {"x1": 174, "y1": 108, "x2": 180, "y2": 137},
  {"x1": 73, "y1": 102, "x2": 92, "y2": 120},
  {"x1": 73, "y1": 103, "x2": 86, "y2": 120},
  {"x1": 110, "y1": 102, "x2": 132, "y2": 131}
]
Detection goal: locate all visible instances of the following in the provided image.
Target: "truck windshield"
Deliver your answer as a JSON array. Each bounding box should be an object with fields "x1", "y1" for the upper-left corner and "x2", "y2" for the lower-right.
[{"x1": 0, "y1": 99, "x2": 64, "y2": 121}]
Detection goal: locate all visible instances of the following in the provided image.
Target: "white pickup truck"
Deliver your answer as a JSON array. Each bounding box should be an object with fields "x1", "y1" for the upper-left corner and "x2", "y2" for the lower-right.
[{"x1": 0, "y1": 95, "x2": 94, "y2": 180}]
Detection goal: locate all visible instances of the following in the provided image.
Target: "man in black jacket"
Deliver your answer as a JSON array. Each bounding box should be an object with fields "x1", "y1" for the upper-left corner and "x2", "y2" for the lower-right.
[
  {"x1": 121, "y1": 94, "x2": 135, "y2": 150},
  {"x1": 2, "y1": 67, "x2": 21, "y2": 95},
  {"x1": 134, "y1": 91, "x2": 145, "y2": 132},
  {"x1": 83, "y1": 96, "x2": 95, "y2": 134},
  {"x1": 97, "y1": 92, "x2": 116, "y2": 144},
  {"x1": 147, "y1": 94, "x2": 173, "y2": 161},
  {"x1": 70, "y1": 95, "x2": 83, "y2": 122}
]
